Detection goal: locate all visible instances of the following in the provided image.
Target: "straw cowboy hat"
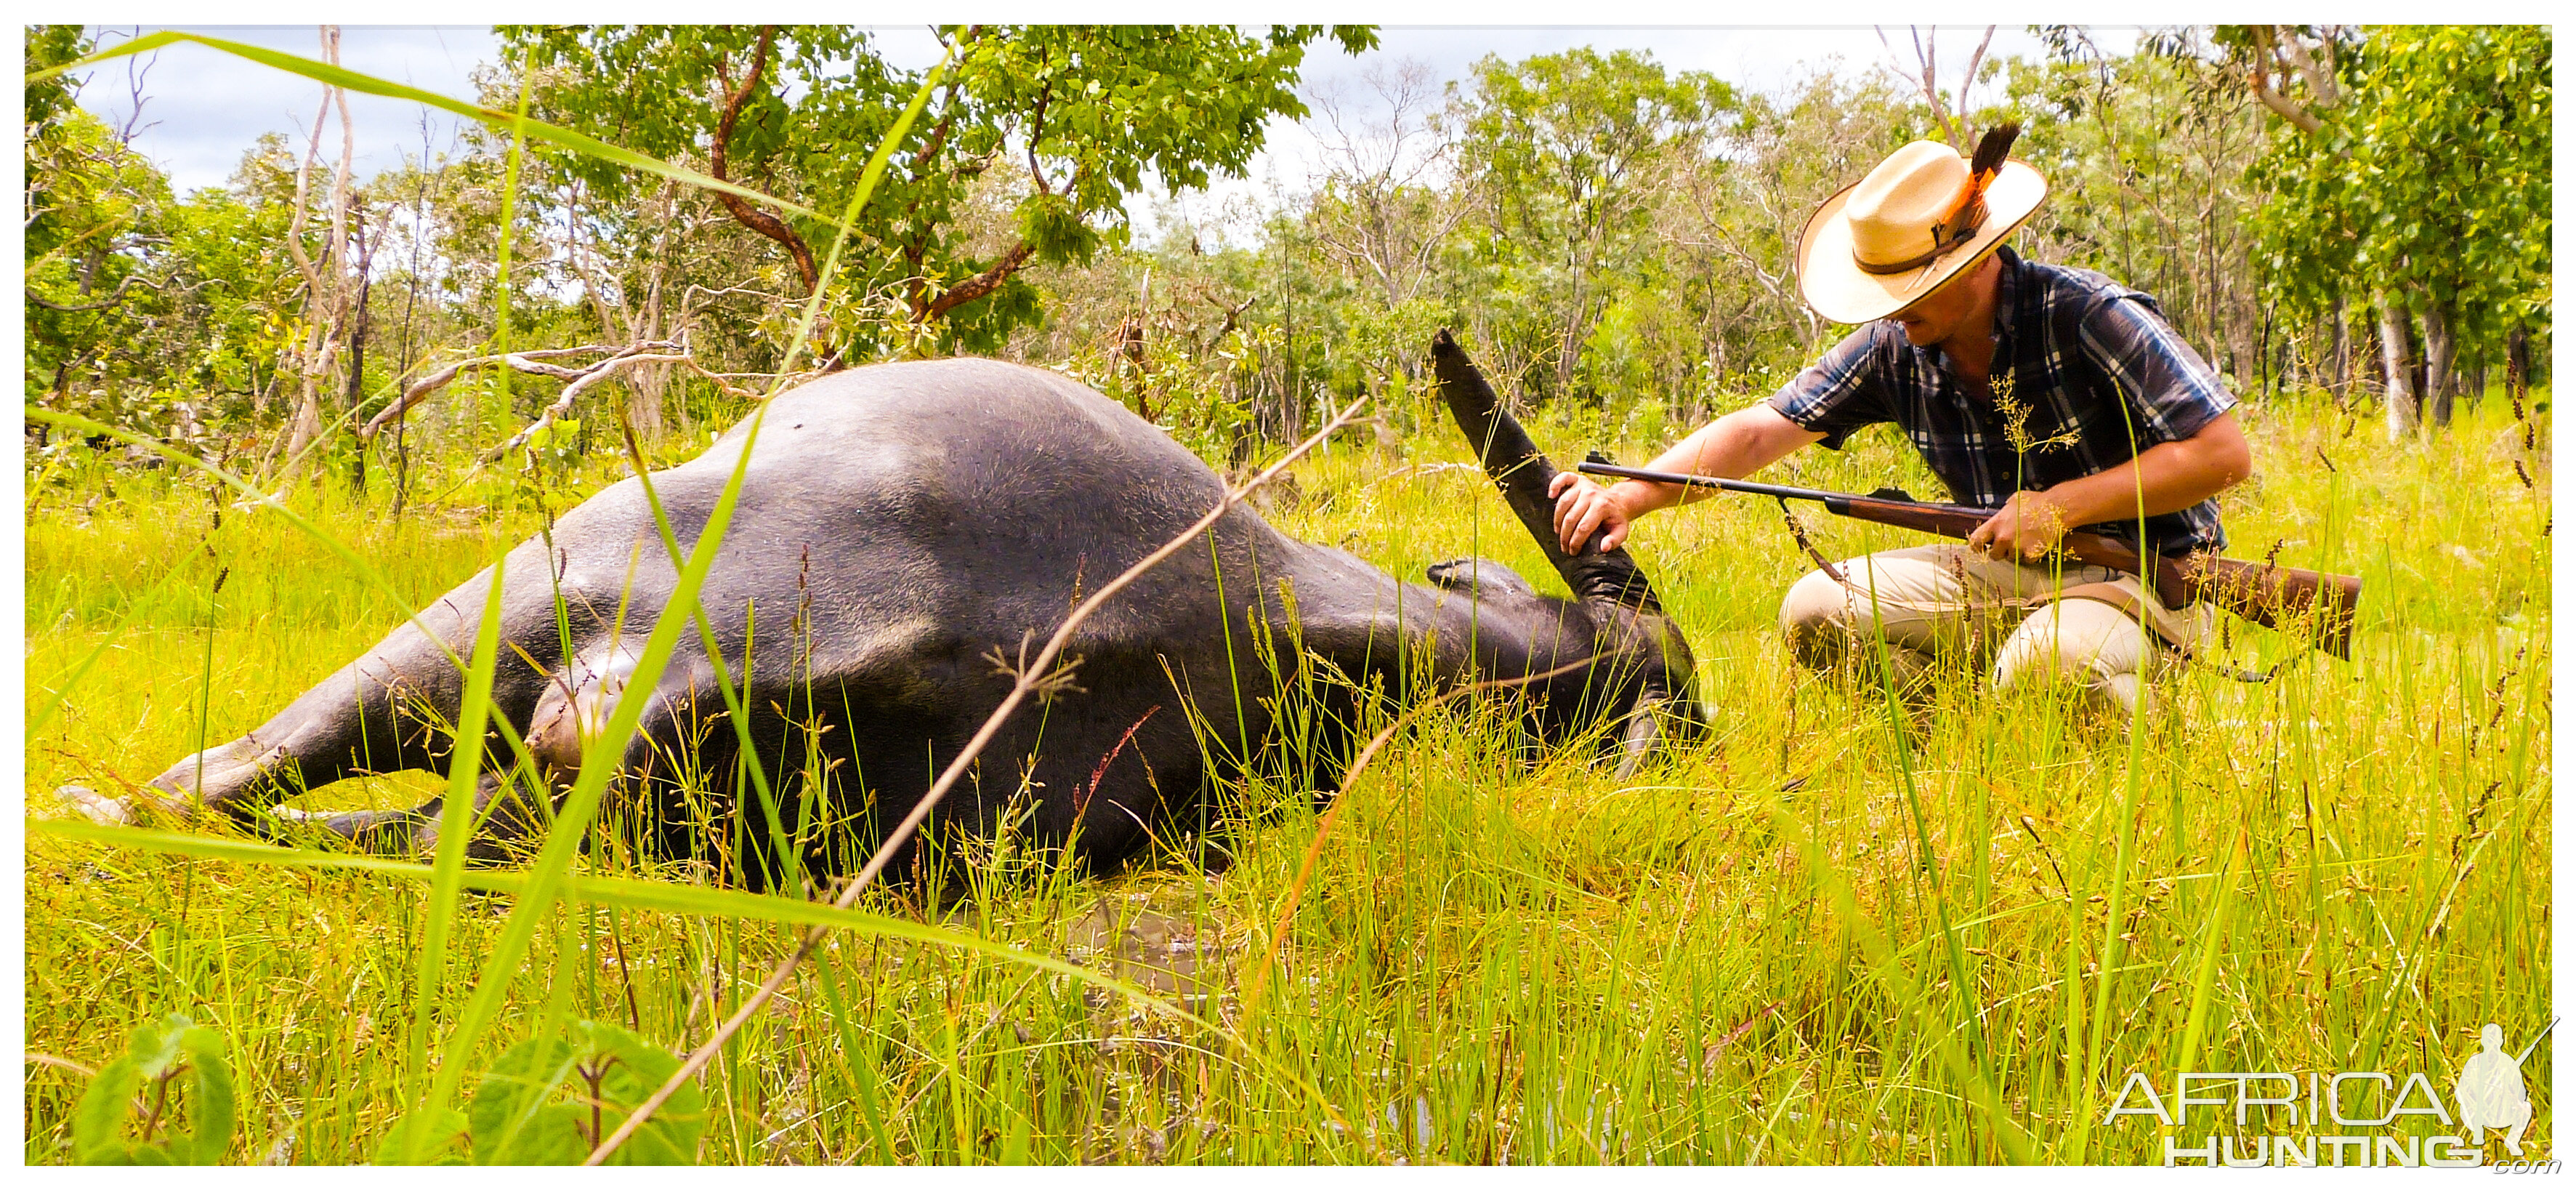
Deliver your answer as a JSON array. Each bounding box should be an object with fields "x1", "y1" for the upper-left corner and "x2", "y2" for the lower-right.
[{"x1": 1796, "y1": 124, "x2": 2048, "y2": 326}]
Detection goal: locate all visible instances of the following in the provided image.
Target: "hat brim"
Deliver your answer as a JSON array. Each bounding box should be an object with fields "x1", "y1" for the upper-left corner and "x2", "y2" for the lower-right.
[{"x1": 1796, "y1": 161, "x2": 2047, "y2": 326}]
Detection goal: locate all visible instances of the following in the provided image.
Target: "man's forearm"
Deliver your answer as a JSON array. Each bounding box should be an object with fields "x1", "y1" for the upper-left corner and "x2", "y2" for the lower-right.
[
  {"x1": 2043, "y1": 427, "x2": 2250, "y2": 528},
  {"x1": 1613, "y1": 406, "x2": 1822, "y2": 515}
]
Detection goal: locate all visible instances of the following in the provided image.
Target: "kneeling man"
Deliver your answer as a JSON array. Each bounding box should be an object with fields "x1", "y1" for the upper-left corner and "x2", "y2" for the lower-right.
[{"x1": 1550, "y1": 129, "x2": 2251, "y2": 712}]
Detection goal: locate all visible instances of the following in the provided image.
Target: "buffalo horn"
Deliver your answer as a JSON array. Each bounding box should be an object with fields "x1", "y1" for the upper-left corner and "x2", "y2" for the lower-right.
[{"x1": 1430, "y1": 329, "x2": 1665, "y2": 615}]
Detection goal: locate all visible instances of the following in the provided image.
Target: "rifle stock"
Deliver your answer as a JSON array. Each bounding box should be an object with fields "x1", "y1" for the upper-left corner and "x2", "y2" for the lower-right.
[{"x1": 1578, "y1": 461, "x2": 2362, "y2": 659}]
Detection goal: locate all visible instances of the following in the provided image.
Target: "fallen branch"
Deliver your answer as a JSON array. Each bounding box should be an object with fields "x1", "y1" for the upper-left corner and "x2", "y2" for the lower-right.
[{"x1": 584, "y1": 394, "x2": 1376, "y2": 1165}]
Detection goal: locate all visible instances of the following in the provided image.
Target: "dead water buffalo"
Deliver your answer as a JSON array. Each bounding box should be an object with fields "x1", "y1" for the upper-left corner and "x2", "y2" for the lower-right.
[{"x1": 68, "y1": 332, "x2": 1701, "y2": 883}]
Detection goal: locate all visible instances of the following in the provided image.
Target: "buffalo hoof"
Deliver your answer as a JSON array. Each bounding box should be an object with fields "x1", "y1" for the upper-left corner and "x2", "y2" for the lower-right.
[{"x1": 58, "y1": 784, "x2": 133, "y2": 826}]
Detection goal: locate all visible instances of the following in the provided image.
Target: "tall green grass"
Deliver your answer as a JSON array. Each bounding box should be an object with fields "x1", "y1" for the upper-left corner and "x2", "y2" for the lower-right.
[{"x1": 24, "y1": 387, "x2": 2551, "y2": 1163}]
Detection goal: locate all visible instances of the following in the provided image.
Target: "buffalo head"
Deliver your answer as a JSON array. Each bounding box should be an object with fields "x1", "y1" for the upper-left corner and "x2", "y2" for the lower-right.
[{"x1": 1429, "y1": 329, "x2": 1705, "y2": 774}]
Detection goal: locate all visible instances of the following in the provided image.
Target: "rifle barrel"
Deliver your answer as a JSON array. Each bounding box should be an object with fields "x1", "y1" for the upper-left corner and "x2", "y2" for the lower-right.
[{"x1": 1576, "y1": 462, "x2": 1992, "y2": 514}]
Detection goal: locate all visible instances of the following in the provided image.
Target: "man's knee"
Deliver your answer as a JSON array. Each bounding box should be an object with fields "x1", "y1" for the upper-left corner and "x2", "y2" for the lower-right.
[
  {"x1": 1780, "y1": 568, "x2": 1857, "y2": 670},
  {"x1": 1993, "y1": 599, "x2": 2149, "y2": 710}
]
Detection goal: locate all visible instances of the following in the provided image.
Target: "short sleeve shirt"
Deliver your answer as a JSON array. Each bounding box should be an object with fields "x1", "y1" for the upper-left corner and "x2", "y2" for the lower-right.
[{"x1": 1767, "y1": 247, "x2": 2237, "y2": 555}]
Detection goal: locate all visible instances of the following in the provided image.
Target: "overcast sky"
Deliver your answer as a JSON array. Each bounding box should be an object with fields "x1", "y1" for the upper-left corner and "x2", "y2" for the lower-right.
[{"x1": 70, "y1": 24, "x2": 2137, "y2": 233}]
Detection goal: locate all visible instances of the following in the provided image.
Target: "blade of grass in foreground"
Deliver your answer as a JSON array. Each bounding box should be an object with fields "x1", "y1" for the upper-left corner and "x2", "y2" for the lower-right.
[
  {"x1": 403, "y1": 382, "x2": 770, "y2": 1149},
  {"x1": 2171, "y1": 826, "x2": 2245, "y2": 1081},
  {"x1": 31, "y1": 821, "x2": 1213, "y2": 1037},
  {"x1": 394, "y1": 544, "x2": 509, "y2": 1165},
  {"x1": 32, "y1": 31, "x2": 821, "y2": 220},
  {"x1": 483, "y1": 44, "x2": 538, "y2": 440}
]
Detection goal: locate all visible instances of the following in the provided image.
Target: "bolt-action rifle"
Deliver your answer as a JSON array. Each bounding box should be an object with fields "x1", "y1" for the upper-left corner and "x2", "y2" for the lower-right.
[{"x1": 1576, "y1": 461, "x2": 2364, "y2": 660}]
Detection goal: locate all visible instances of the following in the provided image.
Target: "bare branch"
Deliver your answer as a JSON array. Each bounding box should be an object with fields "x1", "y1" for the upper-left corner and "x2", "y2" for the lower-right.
[
  {"x1": 708, "y1": 26, "x2": 820, "y2": 295},
  {"x1": 26, "y1": 272, "x2": 164, "y2": 313},
  {"x1": 2277, "y1": 27, "x2": 2341, "y2": 110},
  {"x1": 923, "y1": 241, "x2": 1037, "y2": 318},
  {"x1": 480, "y1": 353, "x2": 712, "y2": 462},
  {"x1": 2248, "y1": 68, "x2": 2325, "y2": 133},
  {"x1": 1958, "y1": 25, "x2": 1996, "y2": 134},
  {"x1": 2244, "y1": 25, "x2": 2325, "y2": 133},
  {"x1": 1882, "y1": 25, "x2": 1955, "y2": 145},
  {"x1": 357, "y1": 340, "x2": 683, "y2": 439}
]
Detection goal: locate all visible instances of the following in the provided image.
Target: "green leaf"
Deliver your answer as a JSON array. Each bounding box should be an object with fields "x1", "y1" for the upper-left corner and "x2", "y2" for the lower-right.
[
  {"x1": 462, "y1": 1023, "x2": 704, "y2": 1165},
  {"x1": 71, "y1": 1016, "x2": 235, "y2": 1165},
  {"x1": 1017, "y1": 191, "x2": 1102, "y2": 266},
  {"x1": 375, "y1": 1108, "x2": 472, "y2": 1165},
  {"x1": 573, "y1": 1021, "x2": 707, "y2": 1165},
  {"x1": 171, "y1": 1025, "x2": 237, "y2": 1165},
  {"x1": 469, "y1": 1034, "x2": 589, "y2": 1165},
  {"x1": 70, "y1": 1056, "x2": 143, "y2": 1162}
]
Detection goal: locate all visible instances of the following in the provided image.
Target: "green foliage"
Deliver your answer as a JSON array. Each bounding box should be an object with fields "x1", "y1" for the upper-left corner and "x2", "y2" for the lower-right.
[
  {"x1": 23, "y1": 23, "x2": 91, "y2": 127},
  {"x1": 70, "y1": 1014, "x2": 237, "y2": 1165},
  {"x1": 25, "y1": 105, "x2": 178, "y2": 405},
  {"x1": 2250, "y1": 25, "x2": 2552, "y2": 348},
  {"x1": 502, "y1": 25, "x2": 1370, "y2": 354},
  {"x1": 1450, "y1": 49, "x2": 1737, "y2": 401}
]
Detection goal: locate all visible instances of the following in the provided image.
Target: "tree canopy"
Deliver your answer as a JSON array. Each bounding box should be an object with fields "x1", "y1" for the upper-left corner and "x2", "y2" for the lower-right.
[{"x1": 502, "y1": 24, "x2": 1376, "y2": 355}]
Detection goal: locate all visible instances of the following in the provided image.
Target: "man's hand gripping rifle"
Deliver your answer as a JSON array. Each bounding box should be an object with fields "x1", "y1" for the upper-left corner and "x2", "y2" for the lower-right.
[{"x1": 1577, "y1": 461, "x2": 2364, "y2": 660}]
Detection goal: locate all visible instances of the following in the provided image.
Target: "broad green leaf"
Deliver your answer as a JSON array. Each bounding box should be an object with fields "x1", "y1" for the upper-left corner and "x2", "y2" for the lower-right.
[
  {"x1": 375, "y1": 1109, "x2": 472, "y2": 1165},
  {"x1": 461, "y1": 1022, "x2": 704, "y2": 1165},
  {"x1": 70, "y1": 1056, "x2": 142, "y2": 1163},
  {"x1": 469, "y1": 1034, "x2": 589, "y2": 1165},
  {"x1": 171, "y1": 1025, "x2": 237, "y2": 1165}
]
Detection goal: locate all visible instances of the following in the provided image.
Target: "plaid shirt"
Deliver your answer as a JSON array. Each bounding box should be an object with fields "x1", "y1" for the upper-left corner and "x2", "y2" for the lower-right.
[{"x1": 1769, "y1": 247, "x2": 2237, "y2": 556}]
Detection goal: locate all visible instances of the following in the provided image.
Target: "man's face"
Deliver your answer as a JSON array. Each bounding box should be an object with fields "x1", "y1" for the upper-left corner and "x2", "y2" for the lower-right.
[{"x1": 1891, "y1": 256, "x2": 1991, "y2": 347}]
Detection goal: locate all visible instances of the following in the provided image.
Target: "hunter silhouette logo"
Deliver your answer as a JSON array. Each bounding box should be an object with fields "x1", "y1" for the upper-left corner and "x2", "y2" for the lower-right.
[{"x1": 2457, "y1": 1020, "x2": 2552, "y2": 1157}]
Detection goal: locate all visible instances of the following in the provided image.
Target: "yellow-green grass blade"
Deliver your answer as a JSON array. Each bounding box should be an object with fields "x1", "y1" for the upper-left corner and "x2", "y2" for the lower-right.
[
  {"x1": 408, "y1": 386, "x2": 772, "y2": 1135},
  {"x1": 2171, "y1": 827, "x2": 2245, "y2": 1082},
  {"x1": 483, "y1": 44, "x2": 537, "y2": 438},
  {"x1": 33, "y1": 31, "x2": 820, "y2": 220},
  {"x1": 33, "y1": 819, "x2": 1234, "y2": 1056},
  {"x1": 28, "y1": 627, "x2": 123, "y2": 739},
  {"x1": 395, "y1": 543, "x2": 510, "y2": 1165}
]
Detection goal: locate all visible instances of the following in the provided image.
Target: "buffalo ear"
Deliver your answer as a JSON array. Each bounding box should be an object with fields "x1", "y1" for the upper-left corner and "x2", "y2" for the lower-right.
[
  {"x1": 1425, "y1": 558, "x2": 1540, "y2": 600},
  {"x1": 1612, "y1": 690, "x2": 1668, "y2": 779}
]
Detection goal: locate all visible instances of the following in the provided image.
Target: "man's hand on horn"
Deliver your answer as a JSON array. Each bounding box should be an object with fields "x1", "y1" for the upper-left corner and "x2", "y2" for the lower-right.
[
  {"x1": 1548, "y1": 473, "x2": 1643, "y2": 555},
  {"x1": 1966, "y1": 489, "x2": 2072, "y2": 563}
]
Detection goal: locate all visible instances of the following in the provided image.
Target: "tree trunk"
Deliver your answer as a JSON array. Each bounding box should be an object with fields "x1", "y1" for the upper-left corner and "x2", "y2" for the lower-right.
[
  {"x1": 629, "y1": 188, "x2": 675, "y2": 441},
  {"x1": 2378, "y1": 296, "x2": 2418, "y2": 441},
  {"x1": 2418, "y1": 302, "x2": 2455, "y2": 430},
  {"x1": 2330, "y1": 297, "x2": 2351, "y2": 400},
  {"x1": 2508, "y1": 325, "x2": 2532, "y2": 397},
  {"x1": 283, "y1": 25, "x2": 354, "y2": 473},
  {"x1": 344, "y1": 203, "x2": 374, "y2": 494}
]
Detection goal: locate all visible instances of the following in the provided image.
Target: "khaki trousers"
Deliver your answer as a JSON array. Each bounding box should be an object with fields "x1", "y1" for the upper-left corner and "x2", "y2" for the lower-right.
[{"x1": 1777, "y1": 544, "x2": 2211, "y2": 713}]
